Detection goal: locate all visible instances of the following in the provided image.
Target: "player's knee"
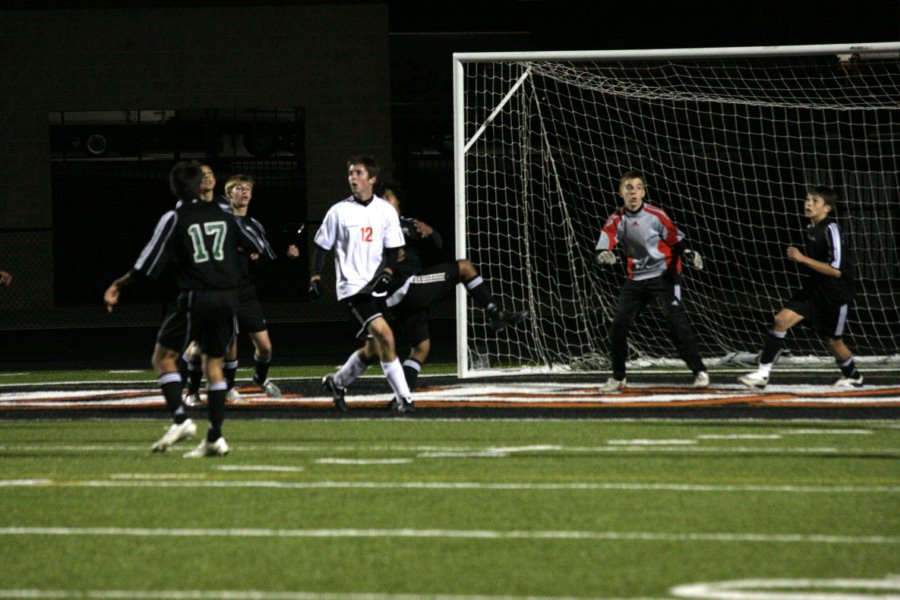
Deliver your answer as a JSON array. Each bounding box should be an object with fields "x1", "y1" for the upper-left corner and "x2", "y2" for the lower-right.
[{"x1": 457, "y1": 259, "x2": 478, "y2": 280}]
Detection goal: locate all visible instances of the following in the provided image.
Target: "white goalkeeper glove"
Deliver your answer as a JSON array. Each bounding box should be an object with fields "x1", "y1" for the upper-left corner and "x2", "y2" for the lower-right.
[
  {"x1": 683, "y1": 249, "x2": 703, "y2": 270},
  {"x1": 595, "y1": 250, "x2": 618, "y2": 265}
]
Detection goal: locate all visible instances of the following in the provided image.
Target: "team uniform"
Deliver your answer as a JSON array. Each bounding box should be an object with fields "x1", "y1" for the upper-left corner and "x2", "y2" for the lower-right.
[
  {"x1": 596, "y1": 201, "x2": 706, "y2": 382},
  {"x1": 313, "y1": 195, "x2": 405, "y2": 338},
  {"x1": 785, "y1": 216, "x2": 855, "y2": 338},
  {"x1": 136, "y1": 198, "x2": 262, "y2": 357},
  {"x1": 384, "y1": 216, "x2": 453, "y2": 347}
]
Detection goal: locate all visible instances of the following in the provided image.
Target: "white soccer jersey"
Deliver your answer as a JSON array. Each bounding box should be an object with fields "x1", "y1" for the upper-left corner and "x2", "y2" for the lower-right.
[{"x1": 314, "y1": 195, "x2": 405, "y2": 300}]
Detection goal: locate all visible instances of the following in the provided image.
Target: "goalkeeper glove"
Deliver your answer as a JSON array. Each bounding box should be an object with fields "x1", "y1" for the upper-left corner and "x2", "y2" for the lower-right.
[
  {"x1": 307, "y1": 278, "x2": 323, "y2": 301},
  {"x1": 371, "y1": 271, "x2": 392, "y2": 297},
  {"x1": 595, "y1": 250, "x2": 618, "y2": 265},
  {"x1": 683, "y1": 249, "x2": 704, "y2": 270}
]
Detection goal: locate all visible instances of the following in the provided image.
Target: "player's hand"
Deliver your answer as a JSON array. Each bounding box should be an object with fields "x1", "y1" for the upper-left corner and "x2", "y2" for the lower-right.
[
  {"x1": 595, "y1": 250, "x2": 618, "y2": 265},
  {"x1": 786, "y1": 245, "x2": 805, "y2": 263},
  {"x1": 683, "y1": 249, "x2": 704, "y2": 270},
  {"x1": 286, "y1": 244, "x2": 300, "y2": 260},
  {"x1": 413, "y1": 220, "x2": 433, "y2": 238},
  {"x1": 371, "y1": 271, "x2": 392, "y2": 296},
  {"x1": 0, "y1": 271, "x2": 11, "y2": 286},
  {"x1": 103, "y1": 284, "x2": 120, "y2": 313},
  {"x1": 308, "y1": 278, "x2": 323, "y2": 301}
]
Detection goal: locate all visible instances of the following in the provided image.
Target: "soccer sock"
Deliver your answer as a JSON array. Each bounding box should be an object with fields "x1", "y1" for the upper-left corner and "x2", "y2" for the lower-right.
[
  {"x1": 158, "y1": 372, "x2": 187, "y2": 423},
  {"x1": 463, "y1": 275, "x2": 497, "y2": 312},
  {"x1": 206, "y1": 381, "x2": 227, "y2": 441},
  {"x1": 334, "y1": 351, "x2": 370, "y2": 388},
  {"x1": 402, "y1": 358, "x2": 422, "y2": 391},
  {"x1": 176, "y1": 353, "x2": 189, "y2": 387},
  {"x1": 253, "y1": 353, "x2": 271, "y2": 384},
  {"x1": 382, "y1": 358, "x2": 412, "y2": 401},
  {"x1": 224, "y1": 360, "x2": 238, "y2": 390},
  {"x1": 187, "y1": 358, "x2": 203, "y2": 395},
  {"x1": 759, "y1": 330, "x2": 786, "y2": 366},
  {"x1": 837, "y1": 356, "x2": 861, "y2": 379}
]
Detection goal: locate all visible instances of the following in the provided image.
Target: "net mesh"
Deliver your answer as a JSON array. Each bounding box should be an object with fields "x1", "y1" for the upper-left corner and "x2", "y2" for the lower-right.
[{"x1": 458, "y1": 49, "x2": 900, "y2": 375}]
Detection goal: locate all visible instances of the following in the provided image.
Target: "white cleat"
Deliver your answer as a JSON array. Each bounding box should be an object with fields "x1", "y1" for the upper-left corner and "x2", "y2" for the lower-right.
[
  {"x1": 183, "y1": 436, "x2": 230, "y2": 458},
  {"x1": 151, "y1": 419, "x2": 196, "y2": 453},
  {"x1": 834, "y1": 375, "x2": 864, "y2": 388},
  {"x1": 226, "y1": 388, "x2": 248, "y2": 404},
  {"x1": 738, "y1": 371, "x2": 769, "y2": 389},
  {"x1": 599, "y1": 377, "x2": 626, "y2": 392},
  {"x1": 260, "y1": 379, "x2": 282, "y2": 398},
  {"x1": 693, "y1": 371, "x2": 710, "y2": 388},
  {"x1": 183, "y1": 393, "x2": 203, "y2": 408}
]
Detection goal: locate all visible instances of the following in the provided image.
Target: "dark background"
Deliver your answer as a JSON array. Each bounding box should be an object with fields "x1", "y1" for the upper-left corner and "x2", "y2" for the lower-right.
[{"x1": 0, "y1": 0, "x2": 897, "y2": 369}]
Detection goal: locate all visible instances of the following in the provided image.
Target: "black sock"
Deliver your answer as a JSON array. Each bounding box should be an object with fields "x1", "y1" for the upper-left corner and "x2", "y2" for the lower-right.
[
  {"x1": 253, "y1": 354, "x2": 270, "y2": 384},
  {"x1": 159, "y1": 373, "x2": 186, "y2": 423},
  {"x1": 187, "y1": 359, "x2": 203, "y2": 395},
  {"x1": 224, "y1": 360, "x2": 238, "y2": 390},
  {"x1": 402, "y1": 358, "x2": 422, "y2": 391},
  {"x1": 837, "y1": 356, "x2": 861, "y2": 379},
  {"x1": 760, "y1": 330, "x2": 786, "y2": 364},
  {"x1": 206, "y1": 383, "x2": 227, "y2": 440},
  {"x1": 463, "y1": 275, "x2": 496, "y2": 312}
]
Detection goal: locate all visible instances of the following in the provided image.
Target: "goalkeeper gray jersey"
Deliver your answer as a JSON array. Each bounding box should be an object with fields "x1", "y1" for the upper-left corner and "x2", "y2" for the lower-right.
[{"x1": 596, "y1": 202, "x2": 684, "y2": 281}]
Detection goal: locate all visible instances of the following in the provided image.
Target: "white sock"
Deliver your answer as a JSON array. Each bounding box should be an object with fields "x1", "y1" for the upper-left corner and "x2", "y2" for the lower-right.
[
  {"x1": 382, "y1": 358, "x2": 411, "y2": 401},
  {"x1": 335, "y1": 351, "x2": 369, "y2": 388},
  {"x1": 758, "y1": 362, "x2": 774, "y2": 376}
]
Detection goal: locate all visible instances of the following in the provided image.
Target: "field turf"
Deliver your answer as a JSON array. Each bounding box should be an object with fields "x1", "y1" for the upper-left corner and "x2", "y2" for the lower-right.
[{"x1": 0, "y1": 417, "x2": 898, "y2": 599}]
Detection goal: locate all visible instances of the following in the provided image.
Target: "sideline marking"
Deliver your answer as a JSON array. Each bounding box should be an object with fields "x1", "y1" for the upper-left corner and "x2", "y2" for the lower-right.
[
  {"x1": 0, "y1": 526, "x2": 896, "y2": 545},
  {"x1": 671, "y1": 576, "x2": 900, "y2": 599},
  {"x1": 1, "y1": 479, "x2": 898, "y2": 494},
  {"x1": 216, "y1": 465, "x2": 306, "y2": 473},
  {"x1": 315, "y1": 458, "x2": 413, "y2": 465}
]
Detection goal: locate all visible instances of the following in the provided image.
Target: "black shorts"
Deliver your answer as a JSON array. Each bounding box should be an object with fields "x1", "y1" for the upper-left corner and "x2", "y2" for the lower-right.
[
  {"x1": 785, "y1": 287, "x2": 851, "y2": 339},
  {"x1": 341, "y1": 293, "x2": 385, "y2": 340},
  {"x1": 157, "y1": 289, "x2": 238, "y2": 358},
  {"x1": 386, "y1": 262, "x2": 460, "y2": 346},
  {"x1": 237, "y1": 283, "x2": 267, "y2": 334}
]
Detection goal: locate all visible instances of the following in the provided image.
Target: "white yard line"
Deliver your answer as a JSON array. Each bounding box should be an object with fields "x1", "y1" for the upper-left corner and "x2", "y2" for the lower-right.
[{"x1": 0, "y1": 526, "x2": 896, "y2": 545}]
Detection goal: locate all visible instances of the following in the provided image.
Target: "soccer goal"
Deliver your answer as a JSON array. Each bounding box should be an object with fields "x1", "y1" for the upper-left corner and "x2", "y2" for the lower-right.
[{"x1": 453, "y1": 42, "x2": 900, "y2": 378}]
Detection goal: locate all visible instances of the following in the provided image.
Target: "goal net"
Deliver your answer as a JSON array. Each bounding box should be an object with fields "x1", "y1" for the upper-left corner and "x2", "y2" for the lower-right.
[{"x1": 453, "y1": 43, "x2": 900, "y2": 377}]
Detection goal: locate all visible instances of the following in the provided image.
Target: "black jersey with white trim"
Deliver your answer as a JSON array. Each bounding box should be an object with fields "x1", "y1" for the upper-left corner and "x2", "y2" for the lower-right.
[
  {"x1": 801, "y1": 215, "x2": 855, "y2": 300},
  {"x1": 133, "y1": 198, "x2": 264, "y2": 291}
]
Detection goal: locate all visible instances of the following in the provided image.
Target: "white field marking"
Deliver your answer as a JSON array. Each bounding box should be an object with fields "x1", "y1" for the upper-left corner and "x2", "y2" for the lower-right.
[
  {"x1": 215, "y1": 465, "x2": 306, "y2": 472},
  {"x1": 2, "y1": 479, "x2": 898, "y2": 494},
  {"x1": 108, "y1": 370, "x2": 144, "y2": 373},
  {"x1": 780, "y1": 429, "x2": 874, "y2": 435},
  {"x1": 607, "y1": 439, "x2": 697, "y2": 445},
  {"x1": 0, "y1": 590, "x2": 668, "y2": 600},
  {"x1": 671, "y1": 577, "x2": 900, "y2": 600},
  {"x1": 0, "y1": 526, "x2": 896, "y2": 545},
  {"x1": 0, "y1": 372, "x2": 30, "y2": 377},
  {"x1": 110, "y1": 473, "x2": 206, "y2": 480},
  {"x1": 697, "y1": 434, "x2": 783, "y2": 440},
  {"x1": 315, "y1": 458, "x2": 413, "y2": 465}
]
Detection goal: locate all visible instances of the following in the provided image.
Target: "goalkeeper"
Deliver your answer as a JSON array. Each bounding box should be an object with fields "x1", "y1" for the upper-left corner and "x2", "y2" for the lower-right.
[
  {"x1": 308, "y1": 156, "x2": 414, "y2": 414},
  {"x1": 594, "y1": 171, "x2": 709, "y2": 391}
]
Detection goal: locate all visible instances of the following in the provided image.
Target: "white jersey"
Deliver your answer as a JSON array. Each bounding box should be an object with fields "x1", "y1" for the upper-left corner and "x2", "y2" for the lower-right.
[{"x1": 314, "y1": 195, "x2": 405, "y2": 300}]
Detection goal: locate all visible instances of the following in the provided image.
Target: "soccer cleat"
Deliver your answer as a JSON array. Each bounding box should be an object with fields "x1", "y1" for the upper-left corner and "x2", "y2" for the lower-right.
[
  {"x1": 834, "y1": 375, "x2": 864, "y2": 388},
  {"x1": 322, "y1": 374, "x2": 348, "y2": 412},
  {"x1": 390, "y1": 396, "x2": 415, "y2": 414},
  {"x1": 738, "y1": 370, "x2": 769, "y2": 389},
  {"x1": 226, "y1": 388, "x2": 248, "y2": 404},
  {"x1": 183, "y1": 436, "x2": 229, "y2": 458},
  {"x1": 489, "y1": 309, "x2": 529, "y2": 333},
  {"x1": 256, "y1": 377, "x2": 282, "y2": 398},
  {"x1": 693, "y1": 371, "x2": 710, "y2": 388},
  {"x1": 183, "y1": 393, "x2": 203, "y2": 408},
  {"x1": 151, "y1": 419, "x2": 196, "y2": 453},
  {"x1": 599, "y1": 377, "x2": 626, "y2": 392}
]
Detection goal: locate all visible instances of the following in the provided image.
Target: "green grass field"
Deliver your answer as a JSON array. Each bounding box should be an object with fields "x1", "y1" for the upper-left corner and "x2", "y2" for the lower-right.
[{"x1": 0, "y1": 417, "x2": 898, "y2": 599}]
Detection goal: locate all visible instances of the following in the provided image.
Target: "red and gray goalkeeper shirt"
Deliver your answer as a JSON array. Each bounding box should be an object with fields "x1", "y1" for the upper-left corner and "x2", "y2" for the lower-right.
[{"x1": 595, "y1": 202, "x2": 684, "y2": 281}]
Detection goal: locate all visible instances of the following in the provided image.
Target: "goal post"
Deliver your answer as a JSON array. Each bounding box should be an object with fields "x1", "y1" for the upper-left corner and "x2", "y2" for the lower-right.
[{"x1": 453, "y1": 42, "x2": 900, "y2": 378}]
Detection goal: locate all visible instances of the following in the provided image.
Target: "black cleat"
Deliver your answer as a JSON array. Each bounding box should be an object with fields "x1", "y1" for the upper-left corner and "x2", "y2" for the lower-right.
[
  {"x1": 489, "y1": 309, "x2": 529, "y2": 333},
  {"x1": 322, "y1": 374, "x2": 348, "y2": 412},
  {"x1": 390, "y1": 396, "x2": 415, "y2": 414}
]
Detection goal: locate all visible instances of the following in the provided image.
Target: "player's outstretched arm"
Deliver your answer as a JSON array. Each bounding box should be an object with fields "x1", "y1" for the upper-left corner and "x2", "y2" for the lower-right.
[{"x1": 104, "y1": 270, "x2": 134, "y2": 313}]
